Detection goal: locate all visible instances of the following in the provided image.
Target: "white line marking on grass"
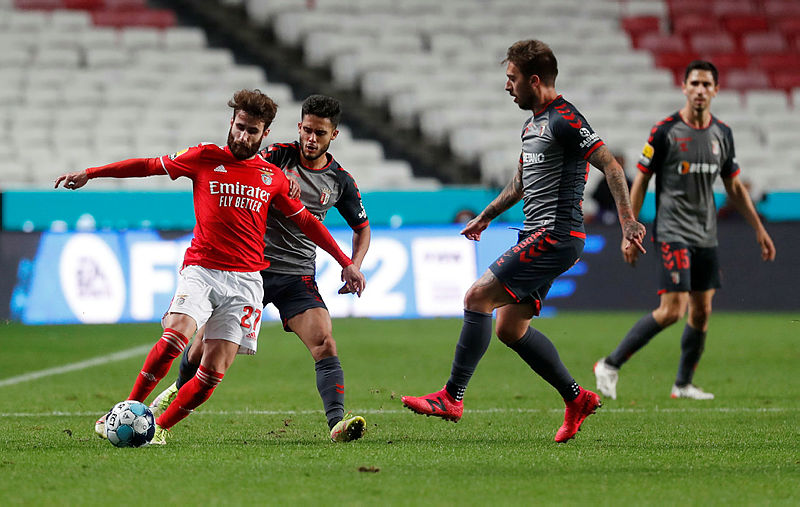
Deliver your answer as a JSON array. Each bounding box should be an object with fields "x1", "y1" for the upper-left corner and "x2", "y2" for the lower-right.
[
  {"x1": 0, "y1": 344, "x2": 152, "y2": 388},
  {"x1": 1, "y1": 407, "x2": 796, "y2": 418}
]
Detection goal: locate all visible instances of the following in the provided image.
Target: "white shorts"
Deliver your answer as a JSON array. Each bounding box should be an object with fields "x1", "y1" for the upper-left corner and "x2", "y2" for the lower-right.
[{"x1": 164, "y1": 265, "x2": 264, "y2": 355}]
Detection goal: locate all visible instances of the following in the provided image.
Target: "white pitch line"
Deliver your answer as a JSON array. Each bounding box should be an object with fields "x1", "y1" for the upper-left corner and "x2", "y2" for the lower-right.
[
  {"x1": 0, "y1": 344, "x2": 152, "y2": 388},
  {"x1": 0, "y1": 407, "x2": 796, "y2": 418}
]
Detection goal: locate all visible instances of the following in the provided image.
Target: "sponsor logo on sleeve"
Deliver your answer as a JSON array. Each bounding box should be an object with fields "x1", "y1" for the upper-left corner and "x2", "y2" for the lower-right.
[{"x1": 169, "y1": 148, "x2": 189, "y2": 160}]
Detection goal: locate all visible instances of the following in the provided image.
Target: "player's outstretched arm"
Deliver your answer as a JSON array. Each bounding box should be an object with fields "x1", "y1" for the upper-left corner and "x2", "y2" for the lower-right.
[
  {"x1": 588, "y1": 145, "x2": 647, "y2": 256},
  {"x1": 55, "y1": 158, "x2": 165, "y2": 190},
  {"x1": 462, "y1": 161, "x2": 524, "y2": 241},
  {"x1": 723, "y1": 176, "x2": 776, "y2": 261}
]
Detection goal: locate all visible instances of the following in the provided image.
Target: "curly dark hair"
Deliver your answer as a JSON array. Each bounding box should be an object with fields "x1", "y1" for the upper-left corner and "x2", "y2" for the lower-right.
[
  {"x1": 301, "y1": 94, "x2": 342, "y2": 128},
  {"x1": 503, "y1": 39, "x2": 558, "y2": 86},
  {"x1": 227, "y1": 89, "x2": 278, "y2": 129}
]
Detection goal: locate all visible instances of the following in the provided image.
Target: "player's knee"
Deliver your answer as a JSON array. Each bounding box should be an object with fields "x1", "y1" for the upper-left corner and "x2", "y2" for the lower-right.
[
  {"x1": 308, "y1": 334, "x2": 337, "y2": 361},
  {"x1": 495, "y1": 325, "x2": 517, "y2": 345},
  {"x1": 689, "y1": 306, "x2": 711, "y2": 328}
]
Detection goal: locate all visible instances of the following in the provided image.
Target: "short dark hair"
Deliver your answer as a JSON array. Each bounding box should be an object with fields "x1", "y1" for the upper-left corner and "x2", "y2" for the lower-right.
[
  {"x1": 301, "y1": 94, "x2": 342, "y2": 127},
  {"x1": 503, "y1": 39, "x2": 558, "y2": 86},
  {"x1": 684, "y1": 60, "x2": 719, "y2": 85},
  {"x1": 228, "y1": 89, "x2": 278, "y2": 128}
]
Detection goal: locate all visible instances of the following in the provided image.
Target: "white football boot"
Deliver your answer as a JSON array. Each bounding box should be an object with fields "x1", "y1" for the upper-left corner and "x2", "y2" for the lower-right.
[
  {"x1": 593, "y1": 358, "x2": 619, "y2": 400},
  {"x1": 94, "y1": 413, "x2": 107, "y2": 439},
  {"x1": 670, "y1": 384, "x2": 715, "y2": 400}
]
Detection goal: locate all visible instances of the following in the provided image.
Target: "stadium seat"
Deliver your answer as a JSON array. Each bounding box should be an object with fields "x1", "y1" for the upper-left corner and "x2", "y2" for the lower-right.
[
  {"x1": 722, "y1": 68, "x2": 771, "y2": 91},
  {"x1": 742, "y1": 32, "x2": 788, "y2": 55},
  {"x1": 690, "y1": 33, "x2": 737, "y2": 55},
  {"x1": 771, "y1": 71, "x2": 800, "y2": 92},
  {"x1": 637, "y1": 33, "x2": 687, "y2": 53}
]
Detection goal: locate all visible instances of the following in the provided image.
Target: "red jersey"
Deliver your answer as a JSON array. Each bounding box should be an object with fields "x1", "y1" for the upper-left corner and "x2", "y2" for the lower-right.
[{"x1": 158, "y1": 143, "x2": 304, "y2": 272}]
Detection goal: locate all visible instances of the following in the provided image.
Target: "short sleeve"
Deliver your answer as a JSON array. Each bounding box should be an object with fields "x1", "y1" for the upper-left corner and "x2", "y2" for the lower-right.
[
  {"x1": 637, "y1": 124, "x2": 667, "y2": 175},
  {"x1": 333, "y1": 168, "x2": 369, "y2": 229},
  {"x1": 550, "y1": 110, "x2": 604, "y2": 160}
]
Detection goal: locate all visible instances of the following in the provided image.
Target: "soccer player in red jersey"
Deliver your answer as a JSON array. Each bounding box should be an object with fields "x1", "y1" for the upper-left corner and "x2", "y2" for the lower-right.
[
  {"x1": 401, "y1": 40, "x2": 646, "y2": 442},
  {"x1": 55, "y1": 89, "x2": 365, "y2": 444},
  {"x1": 150, "y1": 95, "x2": 372, "y2": 443}
]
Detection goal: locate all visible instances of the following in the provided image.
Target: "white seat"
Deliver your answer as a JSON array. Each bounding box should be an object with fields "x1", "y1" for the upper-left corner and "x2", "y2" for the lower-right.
[
  {"x1": 31, "y1": 48, "x2": 81, "y2": 69},
  {"x1": 85, "y1": 48, "x2": 131, "y2": 68},
  {"x1": 0, "y1": 47, "x2": 31, "y2": 67},
  {"x1": 49, "y1": 10, "x2": 92, "y2": 32},
  {"x1": 744, "y1": 90, "x2": 790, "y2": 116},
  {"x1": 6, "y1": 10, "x2": 49, "y2": 32},
  {"x1": 163, "y1": 27, "x2": 207, "y2": 50},
  {"x1": 120, "y1": 27, "x2": 163, "y2": 51},
  {"x1": 77, "y1": 28, "x2": 119, "y2": 50}
]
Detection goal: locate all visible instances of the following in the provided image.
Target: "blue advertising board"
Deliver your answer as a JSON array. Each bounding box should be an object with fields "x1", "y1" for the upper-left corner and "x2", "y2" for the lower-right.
[{"x1": 13, "y1": 225, "x2": 605, "y2": 324}]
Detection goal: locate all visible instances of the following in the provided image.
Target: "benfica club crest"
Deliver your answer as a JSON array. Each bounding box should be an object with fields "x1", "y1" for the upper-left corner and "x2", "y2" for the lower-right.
[
  {"x1": 260, "y1": 168, "x2": 273, "y2": 186},
  {"x1": 319, "y1": 188, "x2": 331, "y2": 206}
]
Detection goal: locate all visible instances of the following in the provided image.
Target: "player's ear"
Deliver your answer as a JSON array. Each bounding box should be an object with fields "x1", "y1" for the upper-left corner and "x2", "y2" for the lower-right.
[
  {"x1": 330, "y1": 129, "x2": 339, "y2": 141},
  {"x1": 297, "y1": 121, "x2": 302, "y2": 133},
  {"x1": 261, "y1": 128, "x2": 270, "y2": 140}
]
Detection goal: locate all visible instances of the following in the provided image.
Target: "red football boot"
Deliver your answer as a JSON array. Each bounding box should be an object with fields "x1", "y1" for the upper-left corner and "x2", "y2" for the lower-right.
[
  {"x1": 555, "y1": 387, "x2": 602, "y2": 443},
  {"x1": 401, "y1": 386, "x2": 463, "y2": 422}
]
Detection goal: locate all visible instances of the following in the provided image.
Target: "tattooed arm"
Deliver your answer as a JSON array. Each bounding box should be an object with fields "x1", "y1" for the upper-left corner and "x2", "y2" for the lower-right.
[
  {"x1": 588, "y1": 145, "x2": 647, "y2": 255},
  {"x1": 461, "y1": 161, "x2": 524, "y2": 241}
]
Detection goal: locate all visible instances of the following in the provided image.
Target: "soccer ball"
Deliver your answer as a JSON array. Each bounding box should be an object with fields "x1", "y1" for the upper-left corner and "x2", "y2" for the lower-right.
[{"x1": 105, "y1": 400, "x2": 155, "y2": 448}]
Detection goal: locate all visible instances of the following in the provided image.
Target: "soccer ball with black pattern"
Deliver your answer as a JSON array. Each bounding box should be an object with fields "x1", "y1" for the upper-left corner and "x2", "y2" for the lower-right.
[{"x1": 105, "y1": 400, "x2": 155, "y2": 447}]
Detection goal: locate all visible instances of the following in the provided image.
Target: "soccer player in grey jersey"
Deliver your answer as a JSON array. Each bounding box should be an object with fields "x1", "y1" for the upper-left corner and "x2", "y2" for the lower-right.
[
  {"x1": 402, "y1": 40, "x2": 646, "y2": 443},
  {"x1": 151, "y1": 95, "x2": 371, "y2": 443},
  {"x1": 594, "y1": 61, "x2": 776, "y2": 401}
]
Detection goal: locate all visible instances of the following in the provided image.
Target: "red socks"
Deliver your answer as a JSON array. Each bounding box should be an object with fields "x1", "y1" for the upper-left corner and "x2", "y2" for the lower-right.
[
  {"x1": 156, "y1": 365, "x2": 224, "y2": 430},
  {"x1": 127, "y1": 328, "x2": 189, "y2": 402}
]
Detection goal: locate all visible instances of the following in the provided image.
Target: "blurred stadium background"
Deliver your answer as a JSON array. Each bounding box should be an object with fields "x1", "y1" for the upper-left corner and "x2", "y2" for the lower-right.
[{"x1": 1, "y1": 0, "x2": 798, "y2": 324}]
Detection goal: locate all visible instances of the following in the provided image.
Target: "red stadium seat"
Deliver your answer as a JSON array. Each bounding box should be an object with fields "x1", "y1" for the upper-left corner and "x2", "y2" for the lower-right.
[
  {"x1": 705, "y1": 53, "x2": 750, "y2": 73},
  {"x1": 722, "y1": 68, "x2": 771, "y2": 91},
  {"x1": 622, "y1": 16, "x2": 661, "y2": 36},
  {"x1": 638, "y1": 33, "x2": 688, "y2": 53},
  {"x1": 91, "y1": 8, "x2": 176, "y2": 28},
  {"x1": 667, "y1": 0, "x2": 713, "y2": 18},
  {"x1": 690, "y1": 33, "x2": 737, "y2": 54},
  {"x1": 764, "y1": 1, "x2": 800, "y2": 19},
  {"x1": 671, "y1": 14, "x2": 708, "y2": 36},
  {"x1": 755, "y1": 53, "x2": 800, "y2": 73},
  {"x1": 774, "y1": 17, "x2": 800, "y2": 40},
  {"x1": 742, "y1": 32, "x2": 788, "y2": 54},
  {"x1": 655, "y1": 52, "x2": 699, "y2": 82},
  {"x1": 771, "y1": 70, "x2": 800, "y2": 91},
  {"x1": 63, "y1": 0, "x2": 104, "y2": 9},
  {"x1": 721, "y1": 15, "x2": 769, "y2": 41},
  {"x1": 712, "y1": 1, "x2": 757, "y2": 18}
]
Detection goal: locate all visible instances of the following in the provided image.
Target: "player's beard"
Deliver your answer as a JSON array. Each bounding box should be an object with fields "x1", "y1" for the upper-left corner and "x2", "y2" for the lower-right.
[
  {"x1": 227, "y1": 130, "x2": 262, "y2": 160},
  {"x1": 301, "y1": 140, "x2": 330, "y2": 161}
]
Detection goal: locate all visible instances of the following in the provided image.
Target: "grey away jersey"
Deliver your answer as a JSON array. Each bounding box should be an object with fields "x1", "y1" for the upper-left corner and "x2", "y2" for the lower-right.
[
  {"x1": 520, "y1": 96, "x2": 604, "y2": 239},
  {"x1": 259, "y1": 142, "x2": 368, "y2": 274},
  {"x1": 637, "y1": 113, "x2": 739, "y2": 247}
]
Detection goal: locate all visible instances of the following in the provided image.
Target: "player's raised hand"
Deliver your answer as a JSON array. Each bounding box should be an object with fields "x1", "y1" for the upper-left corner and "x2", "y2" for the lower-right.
[
  {"x1": 460, "y1": 215, "x2": 491, "y2": 241},
  {"x1": 54, "y1": 170, "x2": 89, "y2": 190},
  {"x1": 340, "y1": 264, "x2": 366, "y2": 297}
]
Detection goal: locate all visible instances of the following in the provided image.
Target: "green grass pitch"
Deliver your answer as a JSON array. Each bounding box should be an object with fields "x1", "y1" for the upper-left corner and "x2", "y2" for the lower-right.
[{"x1": 1, "y1": 312, "x2": 798, "y2": 505}]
